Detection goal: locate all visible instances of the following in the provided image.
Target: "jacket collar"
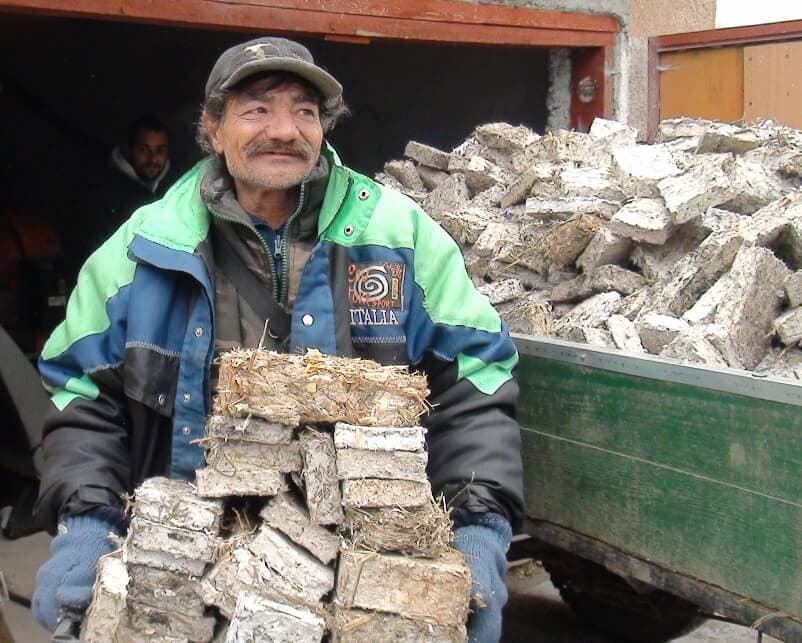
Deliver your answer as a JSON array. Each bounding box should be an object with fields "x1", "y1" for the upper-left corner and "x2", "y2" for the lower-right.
[
  {"x1": 130, "y1": 141, "x2": 367, "y2": 261},
  {"x1": 198, "y1": 154, "x2": 329, "y2": 241}
]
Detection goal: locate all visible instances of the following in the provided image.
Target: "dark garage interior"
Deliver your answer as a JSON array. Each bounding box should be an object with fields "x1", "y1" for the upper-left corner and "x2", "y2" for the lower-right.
[{"x1": 0, "y1": 12, "x2": 551, "y2": 354}]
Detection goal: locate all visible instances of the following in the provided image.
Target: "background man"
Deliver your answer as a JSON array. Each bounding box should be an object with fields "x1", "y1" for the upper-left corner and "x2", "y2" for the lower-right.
[
  {"x1": 32, "y1": 37, "x2": 524, "y2": 643},
  {"x1": 112, "y1": 115, "x2": 172, "y2": 196},
  {"x1": 68, "y1": 116, "x2": 175, "y2": 273}
]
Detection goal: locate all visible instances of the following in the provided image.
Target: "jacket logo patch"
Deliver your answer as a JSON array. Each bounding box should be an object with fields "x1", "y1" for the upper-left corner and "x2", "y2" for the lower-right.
[{"x1": 348, "y1": 262, "x2": 404, "y2": 326}]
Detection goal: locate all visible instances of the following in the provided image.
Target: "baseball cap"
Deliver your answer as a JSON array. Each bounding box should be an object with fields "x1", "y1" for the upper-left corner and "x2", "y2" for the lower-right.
[{"x1": 205, "y1": 37, "x2": 342, "y2": 102}]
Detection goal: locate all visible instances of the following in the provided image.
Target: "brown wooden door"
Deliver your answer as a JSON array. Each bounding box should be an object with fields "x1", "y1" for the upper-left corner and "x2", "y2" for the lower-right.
[
  {"x1": 744, "y1": 41, "x2": 802, "y2": 128},
  {"x1": 658, "y1": 46, "x2": 744, "y2": 123}
]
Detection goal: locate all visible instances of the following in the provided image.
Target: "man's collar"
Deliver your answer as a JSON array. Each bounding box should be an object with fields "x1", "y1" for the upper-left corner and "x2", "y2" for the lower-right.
[{"x1": 199, "y1": 153, "x2": 330, "y2": 237}]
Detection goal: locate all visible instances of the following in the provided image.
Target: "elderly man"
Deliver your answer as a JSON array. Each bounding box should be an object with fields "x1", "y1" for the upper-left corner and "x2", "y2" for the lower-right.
[{"x1": 32, "y1": 37, "x2": 523, "y2": 642}]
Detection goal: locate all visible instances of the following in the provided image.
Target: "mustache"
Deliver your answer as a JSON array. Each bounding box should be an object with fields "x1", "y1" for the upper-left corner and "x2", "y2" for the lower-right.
[{"x1": 244, "y1": 139, "x2": 312, "y2": 160}]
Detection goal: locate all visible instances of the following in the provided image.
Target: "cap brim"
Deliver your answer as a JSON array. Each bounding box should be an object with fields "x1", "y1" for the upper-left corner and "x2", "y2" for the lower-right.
[{"x1": 220, "y1": 58, "x2": 342, "y2": 101}]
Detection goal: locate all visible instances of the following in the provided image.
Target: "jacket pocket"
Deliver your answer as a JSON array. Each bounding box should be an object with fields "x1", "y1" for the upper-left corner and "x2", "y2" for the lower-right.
[{"x1": 122, "y1": 343, "x2": 180, "y2": 417}]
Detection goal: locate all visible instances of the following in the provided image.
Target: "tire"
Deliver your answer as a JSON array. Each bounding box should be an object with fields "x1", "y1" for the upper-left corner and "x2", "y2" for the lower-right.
[{"x1": 543, "y1": 554, "x2": 707, "y2": 642}]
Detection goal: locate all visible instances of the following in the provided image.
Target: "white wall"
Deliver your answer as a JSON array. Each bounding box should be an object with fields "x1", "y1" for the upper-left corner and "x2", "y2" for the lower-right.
[{"x1": 716, "y1": 0, "x2": 802, "y2": 28}]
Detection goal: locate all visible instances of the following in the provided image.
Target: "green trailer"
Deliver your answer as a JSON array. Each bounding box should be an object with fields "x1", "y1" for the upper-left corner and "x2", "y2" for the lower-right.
[{"x1": 513, "y1": 334, "x2": 802, "y2": 642}]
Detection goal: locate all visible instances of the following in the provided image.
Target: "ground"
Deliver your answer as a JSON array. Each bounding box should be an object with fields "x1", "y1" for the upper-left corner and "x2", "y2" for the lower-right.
[{"x1": 0, "y1": 533, "x2": 775, "y2": 642}]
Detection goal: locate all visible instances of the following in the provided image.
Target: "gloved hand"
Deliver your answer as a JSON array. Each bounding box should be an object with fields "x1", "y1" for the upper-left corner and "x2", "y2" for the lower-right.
[
  {"x1": 452, "y1": 512, "x2": 512, "y2": 643},
  {"x1": 32, "y1": 512, "x2": 121, "y2": 631}
]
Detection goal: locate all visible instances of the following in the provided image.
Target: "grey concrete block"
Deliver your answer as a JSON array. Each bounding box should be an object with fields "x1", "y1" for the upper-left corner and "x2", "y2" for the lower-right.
[
  {"x1": 127, "y1": 517, "x2": 218, "y2": 565},
  {"x1": 589, "y1": 118, "x2": 638, "y2": 148},
  {"x1": 656, "y1": 118, "x2": 771, "y2": 154},
  {"x1": 774, "y1": 307, "x2": 802, "y2": 346},
  {"x1": 713, "y1": 246, "x2": 791, "y2": 369},
  {"x1": 612, "y1": 144, "x2": 680, "y2": 198},
  {"x1": 333, "y1": 423, "x2": 426, "y2": 453},
  {"x1": 336, "y1": 550, "x2": 471, "y2": 626},
  {"x1": 82, "y1": 556, "x2": 128, "y2": 643},
  {"x1": 248, "y1": 525, "x2": 335, "y2": 603},
  {"x1": 127, "y1": 564, "x2": 205, "y2": 617},
  {"x1": 417, "y1": 165, "x2": 450, "y2": 190},
  {"x1": 422, "y1": 173, "x2": 471, "y2": 221},
  {"x1": 607, "y1": 315, "x2": 646, "y2": 353},
  {"x1": 608, "y1": 198, "x2": 673, "y2": 245},
  {"x1": 133, "y1": 477, "x2": 223, "y2": 533},
  {"x1": 404, "y1": 141, "x2": 450, "y2": 170},
  {"x1": 523, "y1": 196, "x2": 620, "y2": 222},
  {"x1": 558, "y1": 166, "x2": 626, "y2": 201},
  {"x1": 205, "y1": 415, "x2": 295, "y2": 445},
  {"x1": 474, "y1": 222, "x2": 520, "y2": 257},
  {"x1": 384, "y1": 160, "x2": 426, "y2": 192},
  {"x1": 336, "y1": 449, "x2": 428, "y2": 482},
  {"x1": 226, "y1": 593, "x2": 325, "y2": 643},
  {"x1": 635, "y1": 313, "x2": 689, "y2": 354},
  {"x1": 784, "y1": 271, "x2": 802, "y2": 307},
  {"x1": 658, "y1": 155, "x2": 735, "y2": 224},
  {"x1": 477, "y1": 278, "x2": 526, "y2": 305},
  {"x1": 495, "y1": 292, "x2": 553, "y2": 336},
  {"x1": 576, "y1": 227, "x2": 632, "y2": 274},
  {"x1": 475, "y1": 122, "x2": 539, "y2": 152},
  {"x1": 299, "y1": 428, "x2": 343, "y2": 526},
  {"x1": 341, "y1": 479, "x2": 432, "y2": 509},
  {"x1": 259, "y1": 493, "x2": 340, "y2": 565},
  {"x1": 553, "y1": 292, "x2": 623, "y2": 341}
]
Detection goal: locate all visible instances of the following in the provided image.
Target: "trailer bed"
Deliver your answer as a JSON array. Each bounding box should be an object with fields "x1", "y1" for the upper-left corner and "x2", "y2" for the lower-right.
[{"x1": 514, "y1": 335, "x2": 802, "y2": 640}]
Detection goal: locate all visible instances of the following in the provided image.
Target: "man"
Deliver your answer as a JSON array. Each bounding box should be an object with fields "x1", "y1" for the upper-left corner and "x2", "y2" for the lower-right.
[
  {"x1": 32, "y1": 37, "x2": 524, "y2": 642},
  {"x1": 113, "y1": 116, "x2": 172, "y2": 198},
  {"x1": 70, "y1": 116, "x2": 174, "y2": 273}
]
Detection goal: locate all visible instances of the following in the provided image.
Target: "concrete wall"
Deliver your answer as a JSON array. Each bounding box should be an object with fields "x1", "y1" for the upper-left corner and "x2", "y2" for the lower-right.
[
  {"x1": 629, "y1": 0, "x2": 717, "y2": 136},
  {"x1": 461, "y1": 0, "x2": 719, "y2": 136}
]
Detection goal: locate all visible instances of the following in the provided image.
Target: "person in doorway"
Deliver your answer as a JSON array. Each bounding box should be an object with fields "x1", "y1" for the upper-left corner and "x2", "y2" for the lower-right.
[
  {"x1": 31, "y1": 37, "x2": 524, "y2": 643},
  {"x1": 68, "y1": 116, "x2": 176, "y2": 273},
  {"x1": 113, "y1": 116, "x2": 172, "y2": 195}
]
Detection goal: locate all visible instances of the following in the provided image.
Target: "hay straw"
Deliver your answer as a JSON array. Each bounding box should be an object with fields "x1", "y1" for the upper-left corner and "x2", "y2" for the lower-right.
[
  {"x1": 343, "y1": 496, "x2": 453, "y2": 558},
  {"x1": 214, "y1": 349, "x2": 429, "y2": 427}
]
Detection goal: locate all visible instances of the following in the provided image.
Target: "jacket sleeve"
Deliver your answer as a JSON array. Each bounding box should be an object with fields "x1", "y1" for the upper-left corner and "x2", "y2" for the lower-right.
[
  {"x1": 35, "y1": 224, "x2": 137, "y2": 532},
  {"x1": 410, "y1": 213, "x2": 525, "y2": 529}
]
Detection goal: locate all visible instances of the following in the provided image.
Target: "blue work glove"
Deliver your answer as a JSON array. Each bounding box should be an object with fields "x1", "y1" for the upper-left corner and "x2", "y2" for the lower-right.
[
  {"x1": 452, "y1": 512, "x2": 512, "y2": 643},
  {"x1": 32, "y1": 512, "x2": 121, "y2": 631}
]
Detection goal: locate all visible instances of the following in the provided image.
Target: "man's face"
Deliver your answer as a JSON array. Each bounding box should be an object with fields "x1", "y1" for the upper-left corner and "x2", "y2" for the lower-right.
[
  {"x1": 205, "y1": 76, "x2": 324, "y2": 191},
  {"x1": 128, "y1": 128, "x2": 169, "y2": 181}
]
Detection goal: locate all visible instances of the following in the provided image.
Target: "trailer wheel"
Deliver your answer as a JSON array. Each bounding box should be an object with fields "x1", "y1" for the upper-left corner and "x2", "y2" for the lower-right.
[{"x1": 543, "y1": 555, "x2": 706, "y2": 642}]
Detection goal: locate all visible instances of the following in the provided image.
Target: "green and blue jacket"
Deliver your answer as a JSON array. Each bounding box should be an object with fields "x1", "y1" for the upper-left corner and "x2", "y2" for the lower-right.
[{"x1": 36, "y1": 149, "x2": 524, "y2": 530}]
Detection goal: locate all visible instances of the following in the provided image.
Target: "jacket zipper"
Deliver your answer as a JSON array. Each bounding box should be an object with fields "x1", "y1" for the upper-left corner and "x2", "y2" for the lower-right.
[
  {"x1": 277, "y1": 183, "x2": 307, "y2": 304},
  {"x1": 209, "y1": 182, "x2": 306, "y2": 305}
]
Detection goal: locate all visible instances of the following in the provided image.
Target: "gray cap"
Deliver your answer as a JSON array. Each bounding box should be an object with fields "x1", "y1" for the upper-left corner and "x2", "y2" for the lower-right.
[{"x1": 205, "y1": 37, "x2": 342, "y2": 102}]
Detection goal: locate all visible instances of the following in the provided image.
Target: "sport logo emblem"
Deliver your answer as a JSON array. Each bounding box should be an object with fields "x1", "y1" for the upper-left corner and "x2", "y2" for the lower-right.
[
  {"x1": 348, "y1": 262, "x2": 405, "y2": 326},
  {"x1": 348, "y1": 263, "x2": 404, "y2": 309}
]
